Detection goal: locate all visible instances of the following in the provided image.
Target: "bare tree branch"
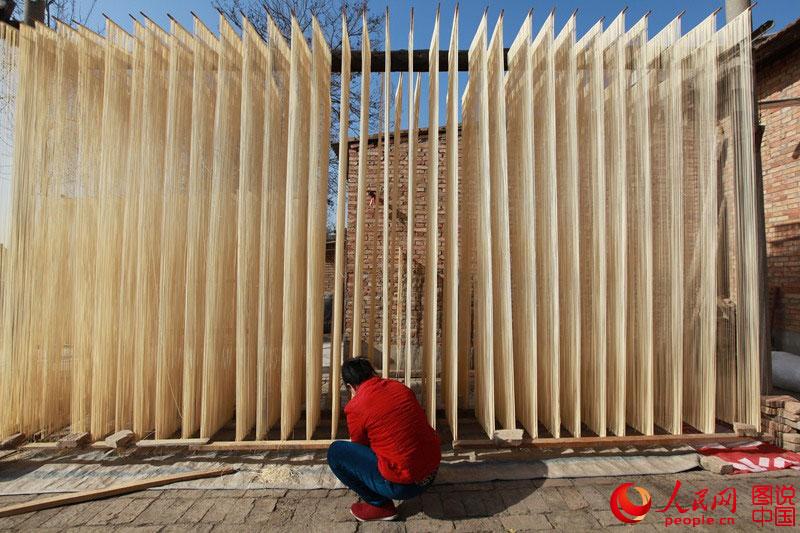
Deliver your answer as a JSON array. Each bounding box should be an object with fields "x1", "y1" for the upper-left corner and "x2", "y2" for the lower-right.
[{"x1": 214, "y1": 0, "x2": 385, "y2": 225}]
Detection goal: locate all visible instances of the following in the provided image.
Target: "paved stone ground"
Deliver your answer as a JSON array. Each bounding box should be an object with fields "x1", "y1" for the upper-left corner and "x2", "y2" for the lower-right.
[{"x1": 1, "y1": 469, "x2": 799, "y2": 532}]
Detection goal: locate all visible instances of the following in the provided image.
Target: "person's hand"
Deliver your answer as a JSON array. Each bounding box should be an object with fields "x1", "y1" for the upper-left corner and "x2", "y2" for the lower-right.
[{"x1": 347, "y1": 384, "x2": 356, "y2": 398}]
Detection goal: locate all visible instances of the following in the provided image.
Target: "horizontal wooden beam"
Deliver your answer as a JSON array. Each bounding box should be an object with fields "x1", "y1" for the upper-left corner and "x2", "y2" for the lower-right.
[
  {"x1": 136, "y1": 437, "x2": 209, "y2": 448},
  {"x1": 190, "y1": 439, "x2": 335, "y2": 452},
  {"x1": 453, "y1": 433, "x2": 746, "y2": 450},
  {"x1": 330, "y1": 49, "x2": 509, "y2": 73},
  {"x1": 759, "y1": 96, "x2": 800, "y2": 109},
  {"x1": 0, "y1": 467, "x2": 236, "y2": 518}
]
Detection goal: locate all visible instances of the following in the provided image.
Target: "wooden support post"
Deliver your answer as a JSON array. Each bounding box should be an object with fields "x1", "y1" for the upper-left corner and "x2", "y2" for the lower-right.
[
  {"x1": 57, "y1": 432, "x2": 91, "y2": 449},
  {"x1": 105, "y1": 430, "x2": 135, "y2": 449}
]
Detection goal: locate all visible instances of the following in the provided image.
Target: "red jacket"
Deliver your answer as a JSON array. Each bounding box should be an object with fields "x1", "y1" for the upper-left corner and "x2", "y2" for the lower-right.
[{"x1": 345, "y1": 376, "x2": 441, "y2": 484}]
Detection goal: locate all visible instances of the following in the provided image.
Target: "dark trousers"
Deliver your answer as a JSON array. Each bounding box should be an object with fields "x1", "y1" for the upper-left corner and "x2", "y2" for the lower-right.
[{"x1": 327, "y1": 441, "x2": 431, "y2": 506}]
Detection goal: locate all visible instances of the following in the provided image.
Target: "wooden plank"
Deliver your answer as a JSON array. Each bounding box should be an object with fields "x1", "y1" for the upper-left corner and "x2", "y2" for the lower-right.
[
  {"x1": 136, "y1": 437, "x2": 209, "y2": 448},
  {"x1": 329, "y1": 48, "x2": 511, "y2": 74},
  {"x1": 58, "y1": 432, "x2": 91, "y2": 449},
  {"x1": 330, "y1": 15, "x2": 350, "y2": 439},
  {"x1": 0, "y1": 467, "x2": 235, "y2": 518},
  {"x1": 454, "y1": 432, "x2": 745, "y2": 450},
  {"x1": 105, "y1": 430, "x2": 135, "y2": 448},
  {"x1": 191, "y1": 440, "x2": 334, "y2": 452},
  {"x1": 351, "y1": 12, "x2": 371, "y2": 359},
  {"x1": 422, "y1": 9, "x2": 440, "y2": 427},
  {"x1": 20, "y1": 442, "x2": 59, "y2": 450}
]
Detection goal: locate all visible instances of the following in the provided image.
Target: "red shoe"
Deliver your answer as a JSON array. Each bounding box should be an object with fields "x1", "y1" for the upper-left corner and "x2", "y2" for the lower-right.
[{"x1": 350, "y1": 501, "x2": 398, "y2": 522}]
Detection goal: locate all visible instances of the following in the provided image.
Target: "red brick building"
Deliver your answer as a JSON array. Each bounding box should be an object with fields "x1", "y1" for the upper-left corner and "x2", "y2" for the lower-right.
[
  {"x1": 333, "y1": 16, "x2": 800, "y2": 364},
  {"x1": 756, "y1": 17, "x2": 800, "y2": 354},
  {"x1": 340, "y1": 127, "x2": 453, "y2": 365}
]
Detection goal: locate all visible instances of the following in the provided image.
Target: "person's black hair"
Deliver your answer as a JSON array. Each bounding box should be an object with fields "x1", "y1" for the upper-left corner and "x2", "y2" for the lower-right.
[{"x1": 342, "y1": 357, "x2": 377, "y2": 387}]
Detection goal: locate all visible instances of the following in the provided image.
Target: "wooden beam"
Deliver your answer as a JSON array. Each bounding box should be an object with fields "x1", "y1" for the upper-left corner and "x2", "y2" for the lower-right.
[
  {"x1": 105, "y1": 430, "x2": 135, "y2": 448},
  {"x1": 0, "y1": 467, "x2": 236, "y2": 518},
  {"x1": 57, "y1": 432, "x2": 91, "y2": 449},
  {"x1": 135, "y1": 437, "x2": 209, "y2": 448},
  {"x1": 330, "y1": 49, "x2": 510, "y2": 73},
  {"x1": 454, "y1": 433, "x2": 745, "y2": 450},
  {"x1": 190, "y1": 439, "x2": 335, "y2": 451}
]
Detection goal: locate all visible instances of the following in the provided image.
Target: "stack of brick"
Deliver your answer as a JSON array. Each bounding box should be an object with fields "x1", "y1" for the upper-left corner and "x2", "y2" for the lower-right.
[{"x1": 761, "y1": 395, "x2": 800, "y2": 451}]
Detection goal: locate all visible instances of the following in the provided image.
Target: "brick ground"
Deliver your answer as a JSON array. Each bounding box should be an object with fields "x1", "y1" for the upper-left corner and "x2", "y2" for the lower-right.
[{"x1": 1, "y1": 469, "x2": 799, "y2": 531}]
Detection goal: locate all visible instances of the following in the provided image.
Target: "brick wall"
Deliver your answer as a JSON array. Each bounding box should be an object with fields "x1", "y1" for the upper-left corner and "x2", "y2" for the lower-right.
[
  {"x1": 341, "y1": 127, "x2": 457, "y2": 365},
  {"x1": 756, "y1": 45, "x2": 800, "y2": 349}
]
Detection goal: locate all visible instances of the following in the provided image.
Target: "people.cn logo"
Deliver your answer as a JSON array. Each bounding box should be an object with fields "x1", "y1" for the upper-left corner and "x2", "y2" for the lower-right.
[{"x1": 610, "y1": 482, "x2": 653, "y2": 524}]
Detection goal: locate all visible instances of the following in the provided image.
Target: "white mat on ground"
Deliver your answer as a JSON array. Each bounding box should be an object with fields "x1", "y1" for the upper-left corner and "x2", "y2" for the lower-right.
[{"x1": 0, "y1": 449, "x2": 699, "y2": 494}]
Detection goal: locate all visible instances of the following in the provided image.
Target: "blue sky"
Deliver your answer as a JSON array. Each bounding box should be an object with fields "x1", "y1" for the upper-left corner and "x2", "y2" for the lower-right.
[
  {"x1": 83, "y1": 0, "x2": 796, "y2": 42},
  {"x1": 76, "y1": 0, "x2": 798, "y2": 131}
]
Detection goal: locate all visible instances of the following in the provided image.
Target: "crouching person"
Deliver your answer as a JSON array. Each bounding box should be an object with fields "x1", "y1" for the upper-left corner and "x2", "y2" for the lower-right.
[{"x1": 328, "y1": 357, "x2": 441, "y2": 522}]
